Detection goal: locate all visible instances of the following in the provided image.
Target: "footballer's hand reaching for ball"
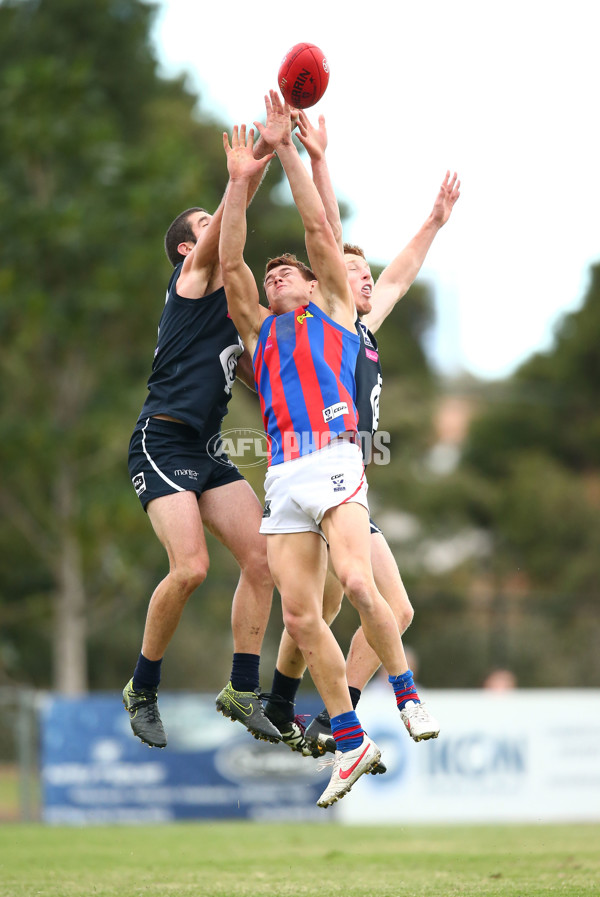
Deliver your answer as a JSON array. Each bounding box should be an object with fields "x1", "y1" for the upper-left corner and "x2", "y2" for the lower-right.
[
  {"x1": 255, "y1": 90, "x2": 293, "y2": 149},
  {"x1": 223, "y1": 124, "x2": 274, "y2": 181}
]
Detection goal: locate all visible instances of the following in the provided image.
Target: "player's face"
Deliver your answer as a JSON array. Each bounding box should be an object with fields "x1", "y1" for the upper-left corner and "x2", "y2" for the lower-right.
[
  {"x1": 264, "y1": 265, "x2": 315, "y2": 314},
  {"x1": 345, "y1": 254, "x2": 374, "y2": 317},
  {"x1": 189, "y1": 211, "x2": 212, "y2": 242}
]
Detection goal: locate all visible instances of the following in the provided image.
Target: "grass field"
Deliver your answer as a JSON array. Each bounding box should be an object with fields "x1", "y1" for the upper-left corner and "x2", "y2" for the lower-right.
[{"x1": 0, "y1": 821, "x2": 598, "y2": 896}]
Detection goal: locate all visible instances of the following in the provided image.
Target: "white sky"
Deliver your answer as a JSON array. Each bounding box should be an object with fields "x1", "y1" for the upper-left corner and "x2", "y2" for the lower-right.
[{"x1": 150, "y1": 0, "x2": 599, "y2": 380}]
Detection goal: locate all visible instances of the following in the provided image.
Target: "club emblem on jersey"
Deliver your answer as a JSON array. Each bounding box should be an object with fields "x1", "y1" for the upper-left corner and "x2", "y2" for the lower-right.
[
  {"x1": 359, "y1": 322, "x2": 375, "y2": 348},
  {"x1": 323, "y1": 402, "x2": 348, "y2": 423},
  {"x1": 219, "y1": 339, "x2": 244, "y2": 396},
  {"x1": 331, "y1": 473, "x2": 346, "y2": 493},
  {"x1": 296, "y1": 310, "x2": 314, "y2": 324}
]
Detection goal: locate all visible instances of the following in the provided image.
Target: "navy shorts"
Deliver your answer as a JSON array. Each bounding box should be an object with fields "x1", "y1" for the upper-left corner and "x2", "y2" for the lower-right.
[
  {"x1": 128, "y1": 417, "x2": 244, "y2": 511},
  {"x1": 369, "y1": 517, "x2": 383, "y2": 536}
]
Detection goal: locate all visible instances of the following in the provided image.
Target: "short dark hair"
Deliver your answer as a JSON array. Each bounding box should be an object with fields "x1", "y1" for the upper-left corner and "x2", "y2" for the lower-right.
[
  {"x1": 264, "y1": 253, "x2": 315, "y2": 283},
  {"x1": 343, "y1": 242, "x2": 366, "y2": 259},
  {"x1": 164, "y1": 207, "x2": 207, "y2": 267}
]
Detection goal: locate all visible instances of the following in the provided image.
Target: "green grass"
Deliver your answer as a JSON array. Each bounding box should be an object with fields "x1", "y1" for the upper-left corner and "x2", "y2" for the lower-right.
[
  {"x1": 0, "y1": 822, "x2": 598, "y2": 896},
  {"x1": 0, "y1": 766, "x2": 19, "y2": 822}
]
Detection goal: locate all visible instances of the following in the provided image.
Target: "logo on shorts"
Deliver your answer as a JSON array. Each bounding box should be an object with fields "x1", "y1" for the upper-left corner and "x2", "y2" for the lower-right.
[
  {"x1": 174, "y1": 469, "x2": 199, "y2": 480},
  {"x1": 323, "y1": 402, "x2": 348, "y2": 423},
  {"x1": 132, "y1": 473, "x2": 146, "y2": 496},
  {"x1": 331, "y1": 473, "x2": 346, "y2": 493},
  {"x1": 262, "y1": 500, "x2": 271, "y2": 518}
]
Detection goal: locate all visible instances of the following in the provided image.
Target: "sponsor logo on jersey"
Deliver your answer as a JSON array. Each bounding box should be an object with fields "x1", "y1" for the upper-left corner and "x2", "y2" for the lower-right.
[
  {"x1": 323, "y1": 402, "x2": 348, "y2": 423},
  {"x1": 365, "y1": 347, "x2": 379, "y2": 362}
]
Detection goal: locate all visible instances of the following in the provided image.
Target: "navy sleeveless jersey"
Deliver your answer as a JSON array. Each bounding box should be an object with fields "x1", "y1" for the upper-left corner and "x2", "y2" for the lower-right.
[
  {"x1": 354, "y1": 320, "x2": 383, "y2": 464},
  {"x1": 137, "y1": 263, "x2": 243, "y2": 436}
]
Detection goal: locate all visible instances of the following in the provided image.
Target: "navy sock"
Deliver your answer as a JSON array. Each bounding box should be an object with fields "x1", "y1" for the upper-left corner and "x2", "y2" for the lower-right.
[
  {"x1": 132, "y1": 653, "x2": 162, "y2": 692},
  {"x1": 230, "y1": 653, "x2": 260, "y2": 693},
  {"x1": 389, "y1": 669, "x2": 420, "y2": 710},
  {"x1": 349, "y1": 686, "x2": 361, "y2": 709},
  {"x1": 264, "y1": 669, "x2": 302, "y2": 723},
  {"x1": 330, "y1": 710, "x2": 364, "y2": 753},
  {"x1": 271, "y1": 669, "x2": 302, "y2": 704}
]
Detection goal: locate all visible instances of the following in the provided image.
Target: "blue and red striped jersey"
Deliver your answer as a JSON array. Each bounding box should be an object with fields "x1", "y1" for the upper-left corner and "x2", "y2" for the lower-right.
[{"x1": 253, "y1": 301, "x2": 360, "y2": 466}]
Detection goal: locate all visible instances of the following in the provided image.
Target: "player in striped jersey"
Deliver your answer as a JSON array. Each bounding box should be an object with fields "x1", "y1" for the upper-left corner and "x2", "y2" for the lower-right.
[
  {"x1": 261, "y1": 110, "x2": 460, "y2": 759},
  {"x1": 219, "y1": 91, "x2": 426, "y2": 807}
]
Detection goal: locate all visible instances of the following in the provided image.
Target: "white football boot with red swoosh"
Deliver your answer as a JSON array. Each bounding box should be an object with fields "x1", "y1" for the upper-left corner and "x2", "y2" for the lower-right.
[{"x1": 316, "y1": 737, "x2": 381, "y2": 808}]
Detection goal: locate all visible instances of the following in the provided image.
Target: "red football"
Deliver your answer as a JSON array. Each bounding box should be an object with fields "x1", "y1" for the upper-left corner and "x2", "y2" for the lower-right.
[{"x1": 278, "y1": 43, "x2": 330, "y2": 109}]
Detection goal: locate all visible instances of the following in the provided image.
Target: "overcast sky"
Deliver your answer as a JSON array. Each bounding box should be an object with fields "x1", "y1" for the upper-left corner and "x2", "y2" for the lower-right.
[{"x1": 149, "y1": 0, "x2": 599, "y2": 380}]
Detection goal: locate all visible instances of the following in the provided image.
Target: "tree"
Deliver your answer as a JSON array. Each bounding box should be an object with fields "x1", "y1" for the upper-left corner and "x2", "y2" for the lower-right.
[
  {"x1": 0, "y1": 0, "x2": 307, "y2": 693},
  {"x1": 451, "y1": 264, "x2": 600, "y2": 684}
]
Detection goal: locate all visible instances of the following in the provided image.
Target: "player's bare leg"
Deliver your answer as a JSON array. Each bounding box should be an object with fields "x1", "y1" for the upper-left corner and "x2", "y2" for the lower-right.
[
  {"x1": 202, "y1": 480, "x2": 281, "y2": 742},
  {"x1": 264, "y1": 569, "x2": 343, "y2": 751},
  {"x1": 344, "y1": 532, "x2": 439, "y2": 742},
  {"x1": 321, "y1": 502, "x2": 405, "y2": 676},
  {"x1": 123, "y1": 490, "x2": 210, "y2": 747},
  {"x1": 199, "y1": 480, "x2": 273, "y2": 656},
  {"x1": 345, "y1": 533, "x2": 414, "y2": 691},
  {"x1": 267, "y1": 531, "x2": 353, "y2": 720},
  {"x1": 268, "y1": 529, "x2": 382, "y2": 806},
  {"x1": 142, "y1": 491, "x2": 210, "y2": 658}
]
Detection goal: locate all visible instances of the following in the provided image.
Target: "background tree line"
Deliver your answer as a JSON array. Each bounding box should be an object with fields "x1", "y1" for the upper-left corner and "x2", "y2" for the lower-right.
[{"x1": 1, "y1": 0, "x2": 598, "y2": 698}]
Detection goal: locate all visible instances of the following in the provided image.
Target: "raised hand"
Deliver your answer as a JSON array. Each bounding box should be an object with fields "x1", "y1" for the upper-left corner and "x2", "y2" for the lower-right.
[
  {"x1": 295, "y1": 109, "x2": 328, "y2": 162},
  {"x1": 431, "y1": 171, "x2": 461, "y2": 227},
  {"x1": 254, "y1": 89, "x2": 293, "y2": 149},
  {"x1": 223, "y1": 124, "x2": 274, "y2": 180}
]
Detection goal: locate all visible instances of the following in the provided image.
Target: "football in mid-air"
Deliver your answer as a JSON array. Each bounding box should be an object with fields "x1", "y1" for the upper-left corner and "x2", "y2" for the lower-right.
[{"x1": 278, "y1": 42, "x2": 330, "y2": 109}]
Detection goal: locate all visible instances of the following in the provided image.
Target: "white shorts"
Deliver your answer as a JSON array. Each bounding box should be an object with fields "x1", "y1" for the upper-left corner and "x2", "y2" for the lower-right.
[{"x1": 260, "y1": 439, "x2": 369, "y2": 535}]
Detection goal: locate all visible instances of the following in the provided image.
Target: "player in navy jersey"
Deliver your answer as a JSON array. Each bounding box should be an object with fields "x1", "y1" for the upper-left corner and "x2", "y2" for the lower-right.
[
  {"x1": 122, "y1": 109, "x2": 293, "y2": 750},
  {"x1": 260, "y1": 109, "x2": 460, "y2": 759},
  {"x1": 218, "y1": 91, "x2": 430, "y2": 807}
]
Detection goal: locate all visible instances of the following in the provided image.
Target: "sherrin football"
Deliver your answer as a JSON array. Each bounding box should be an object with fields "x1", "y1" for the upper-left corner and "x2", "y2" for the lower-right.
[{"x1": 278, "y1": 42, "x2": 330, "y2": 109}]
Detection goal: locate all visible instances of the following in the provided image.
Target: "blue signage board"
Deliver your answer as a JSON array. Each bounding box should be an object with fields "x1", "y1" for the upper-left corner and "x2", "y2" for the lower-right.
[{"x1": 41, "y1": 693, "x2": 332, "y2": 824}]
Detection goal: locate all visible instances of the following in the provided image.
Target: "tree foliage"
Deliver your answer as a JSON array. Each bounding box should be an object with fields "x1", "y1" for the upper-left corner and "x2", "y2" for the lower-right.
[{"x1": 0, "y1": 0, "x2": 317, "y2": 692}]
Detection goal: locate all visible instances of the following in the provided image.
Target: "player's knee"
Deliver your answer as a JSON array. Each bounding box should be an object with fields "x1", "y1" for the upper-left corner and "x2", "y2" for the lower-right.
[
  {"x1": 170, "y1": 559, "x2": 208, "y2": 595},
  {"x1": 398, "y1": 603, "x2": 414, "y2": 632},
  {"x1": 337, "y1": 567, "x2": 373, "y2": 606},
  {"x1": 282, "y1": 607, "x2": 318, "y2": 647},
  {"x1": 242, "y1": 551, "x2": 273, "y2": 592}
]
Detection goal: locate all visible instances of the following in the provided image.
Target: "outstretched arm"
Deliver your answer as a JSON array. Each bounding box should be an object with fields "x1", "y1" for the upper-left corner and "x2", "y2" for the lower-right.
[
  {"x1": 256, "y1": 91, "x2": 353, "y2": 321},
  {"x1": 219, "y1": 125, "x2": 273, "y2": 356},
  {"x1": 175, "y1": 105, "x2": 283, "y2": 299},
  {"x1": 247, "y1": 96, "x2": 290, "y2": 204},
  {"x1": 295, "y1": 110, "x2": 343, "y2": 252},
  {"x1": 362, "y1": 171, "x2": 461, "y2": 333}
]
